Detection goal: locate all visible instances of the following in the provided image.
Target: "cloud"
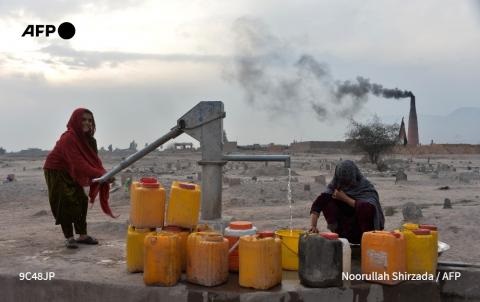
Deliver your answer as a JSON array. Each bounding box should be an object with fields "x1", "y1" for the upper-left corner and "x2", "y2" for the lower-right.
[
  {"x1": 2, "y1": 1, "x2": 480, "y2": 150},
  {"x1": 0, "y1": 0, "x2": 147, "y2": 20},
  {"x1": 0, "y1": 70, "x2": 205, "y2": 151},
  {"x1": 224, "y1": 17, "x2": 411, "y2": 121},
  {"x1": 40, "y1": 42, "x2": 227, "y2": 69}
]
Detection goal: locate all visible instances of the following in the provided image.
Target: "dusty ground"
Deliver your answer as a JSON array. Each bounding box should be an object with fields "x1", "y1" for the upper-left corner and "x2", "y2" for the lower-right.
[{"x1": 0, "y1": 150, "x2": 479, "y2": 283}]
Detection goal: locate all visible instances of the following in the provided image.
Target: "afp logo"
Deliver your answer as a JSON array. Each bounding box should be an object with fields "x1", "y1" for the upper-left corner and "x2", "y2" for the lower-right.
[{"x1": 22, "y1": 22, "x2": 76, "y2": 40}]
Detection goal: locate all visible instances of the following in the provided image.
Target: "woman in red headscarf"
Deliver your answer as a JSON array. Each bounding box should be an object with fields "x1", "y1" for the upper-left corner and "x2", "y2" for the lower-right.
[{"x1": 44, "y1": 108, "x2": 117, "y2": 249}]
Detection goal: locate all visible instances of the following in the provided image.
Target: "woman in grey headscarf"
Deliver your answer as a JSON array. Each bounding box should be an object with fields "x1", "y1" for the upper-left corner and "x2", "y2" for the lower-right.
[{"x1": 309, "y1": 160, "x2": 385, "y2": 244}]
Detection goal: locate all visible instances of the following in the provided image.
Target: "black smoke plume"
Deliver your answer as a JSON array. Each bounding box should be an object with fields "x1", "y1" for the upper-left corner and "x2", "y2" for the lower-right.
[
  {"x1": 226, "y1": 17, "x2": 411, "y2": 120},
  {"x1": 336, "y1": 76, "x2": 412, "y2": 100}
]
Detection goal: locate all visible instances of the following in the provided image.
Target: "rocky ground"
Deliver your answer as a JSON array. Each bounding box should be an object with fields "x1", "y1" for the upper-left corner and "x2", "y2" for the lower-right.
[{"x1": 0, "y1": 151, "x2": 479, "y2": 282}]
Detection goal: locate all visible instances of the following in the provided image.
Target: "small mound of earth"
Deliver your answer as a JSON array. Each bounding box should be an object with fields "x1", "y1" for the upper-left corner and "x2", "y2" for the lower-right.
[
  {"x1": 32, "y1": 210, "x2": 49, "y2": 217},
  {"x1": 402, "y1": 202, "x2": 423, "y2": 222}
]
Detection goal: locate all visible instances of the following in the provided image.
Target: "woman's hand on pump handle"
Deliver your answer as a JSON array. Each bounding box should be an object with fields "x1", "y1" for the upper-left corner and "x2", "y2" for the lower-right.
[{"x1": 91, "y1": 177, "x2": 115, "y2": 184}]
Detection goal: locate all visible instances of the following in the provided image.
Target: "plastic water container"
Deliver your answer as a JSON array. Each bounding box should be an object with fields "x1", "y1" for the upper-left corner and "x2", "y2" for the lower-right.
[
  {"x1": 126, "y1": 225, "x2": 156, "y2": 273},
  {"x1": 419, "y1": 224, "x2": 439, "y2": 245},
  {"x1": 405, "y1": 228, "x2": 437, "y2": 274},
  {"x1": 130, "y1": 177, "x2": 166, "y2": 228},
  {"x1": 339, "y1": 238, "x2": 352, "y2": 274},
  {"x1": 239, "y1": 231, "x2": 282, "y2": 290},
  {"x1": 361, "y1": 231, "x2": 407, "y2": 285},
  {"x1": 275, "y1": 229, "x2": 305, "y2": 270},
  {"x1": 163, "y1": 225, "x2": 190, "y2": 272},
  {"x1": 143, "y1": 232, "x2": 181, "y2": 286},
  {"x1": 130, "y1": 177, "x2": 158, "y2": 202},
  {"x1": 187, "y1": 232, "x2": 229, "y2": 286},
  {"x1": 166, "y1": 181, "x2": 201, "y2": 229},
  {"x1": 224, "y1": 221, "x2": 257, "y2": 272},
  {"x1": 419, "y1": 224, "x2": 439, "y2": 267},
  {"x1": 401, "y1": 223, "x2": 419, "y2": 256},
  {"x1": 402, "y1": 223, "x2": 419, "y2": 233},
  {"x1": 130, "y1": 181, "x2": 140, "y2": 199},
  {"x1": 299, "y1": 232, "x2": 343, "y2": 287},
  {"x1": 339, "y1": 238, "x2": 352, "y2": 287}
]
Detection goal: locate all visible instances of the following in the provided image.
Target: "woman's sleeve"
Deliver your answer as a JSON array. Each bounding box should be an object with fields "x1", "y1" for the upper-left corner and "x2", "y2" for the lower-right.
[
  {"x1": 310, "y1": 193, "x2": 330, "y2": 214},
  {"x1": 62, "y1": 137, "x2": 105, "y2": 186}
]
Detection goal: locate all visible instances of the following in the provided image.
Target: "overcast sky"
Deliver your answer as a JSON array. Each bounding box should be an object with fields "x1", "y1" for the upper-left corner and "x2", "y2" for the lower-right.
[{"x1": 1, "y1": 0, "x2": 480, "y2": 151}]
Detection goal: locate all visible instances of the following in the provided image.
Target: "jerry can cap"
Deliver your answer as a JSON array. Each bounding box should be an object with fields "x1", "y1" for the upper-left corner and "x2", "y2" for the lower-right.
[
  {"x1": 179, "y1": 182, "x2": 196, "y2": 190},
  {"x1": 390, "y1": 231, "x2": 401, "y2": 238},
  {"x1": 258, "y1": 231, "x2": 275, "y2": 238},
  {"x1": 140, "y1": 177, "x2": 157, "y2": 183},
  {"x1": 229, "y1": 221, "x2": 253, "y2": 230},
  {"x1": 140, "y1": 177, "x2": 160, "y2": 188},
  {"x1": 319, "y1": 232, "x2": 339, "y2": 240},
  {"x1": 402, "y1": 223, "x2": 419, "y2": 230},
  {"x1": 413, "y1": 228, "x2": 431, "y2": 235},
  {"x1": 419, "y1": 224, "x2": 437, "y2": 231}
]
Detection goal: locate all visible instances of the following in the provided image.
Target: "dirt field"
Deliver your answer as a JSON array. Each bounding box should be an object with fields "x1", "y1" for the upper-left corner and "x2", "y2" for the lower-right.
[{"x1": 0, "y1": 150, "x2": 479, "y2": 281}]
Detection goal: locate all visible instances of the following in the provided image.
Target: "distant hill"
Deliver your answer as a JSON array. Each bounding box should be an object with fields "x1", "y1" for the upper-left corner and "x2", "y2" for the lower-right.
[
  {"x1": 382, "y1": 107, "x2": 480, "y2": 144},
  {"x1": 4, "y1": 148, "x2": 49, "y2": 158}
]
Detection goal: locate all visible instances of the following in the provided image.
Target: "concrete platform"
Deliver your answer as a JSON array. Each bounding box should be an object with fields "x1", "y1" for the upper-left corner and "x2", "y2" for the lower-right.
[
  {"x1": 1, "y1": 259, "x2": 479, "y2": 302},
  {"x1": 0, "y1": 214, "x2": 477, "y2": 301}
]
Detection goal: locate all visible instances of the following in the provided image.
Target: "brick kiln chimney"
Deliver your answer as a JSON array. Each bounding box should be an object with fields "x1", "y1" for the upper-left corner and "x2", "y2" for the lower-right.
[
  {"x1": 407, "y1": 93, "x2": 419, "y2": 146},
  {"x1": 399, "y1": 117, "x2": 407, "y2": 146}
]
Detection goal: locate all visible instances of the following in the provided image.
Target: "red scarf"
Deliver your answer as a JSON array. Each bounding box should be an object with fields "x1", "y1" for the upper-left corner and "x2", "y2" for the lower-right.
[{"x1": 44, "y1": 108, "x2": 118, "y2": 218}]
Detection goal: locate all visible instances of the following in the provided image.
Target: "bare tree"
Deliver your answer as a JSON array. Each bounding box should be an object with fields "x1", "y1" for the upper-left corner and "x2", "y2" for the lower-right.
[
  {"x1": 346, "y1": 116, "x2": 400, "y2": 164},
  {"x1": 0, "y1": 147, "x2": 5, "y2": 155}
]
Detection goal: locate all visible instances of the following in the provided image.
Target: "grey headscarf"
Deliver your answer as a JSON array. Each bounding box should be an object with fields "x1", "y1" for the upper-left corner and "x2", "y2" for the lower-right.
[{"x1": 325, "y1": 160, "x2": 385, "y2": 230}]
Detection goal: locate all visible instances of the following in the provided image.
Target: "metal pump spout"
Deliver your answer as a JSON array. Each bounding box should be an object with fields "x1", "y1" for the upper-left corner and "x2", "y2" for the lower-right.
[{"x1": 94, "y1": 101, "x2": 290, "y2": 222}]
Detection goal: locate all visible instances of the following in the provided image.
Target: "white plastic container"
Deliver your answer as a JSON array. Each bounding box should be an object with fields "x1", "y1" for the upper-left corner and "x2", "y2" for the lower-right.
[
  {"x1": 224, "y1": 221, "x2": 257, "y2": 272},
  {"x1": 339, "y1": 238, "x2": 351, "y2": 286}
]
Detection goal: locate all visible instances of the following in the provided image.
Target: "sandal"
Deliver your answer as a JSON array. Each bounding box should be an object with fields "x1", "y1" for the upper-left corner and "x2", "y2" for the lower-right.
[
  {"x1": 65, "y1": 238, "x2": 78, "y2": 249},
  {"x1": 76, "y1": 235, "x2": 99, "y2": 245}
]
